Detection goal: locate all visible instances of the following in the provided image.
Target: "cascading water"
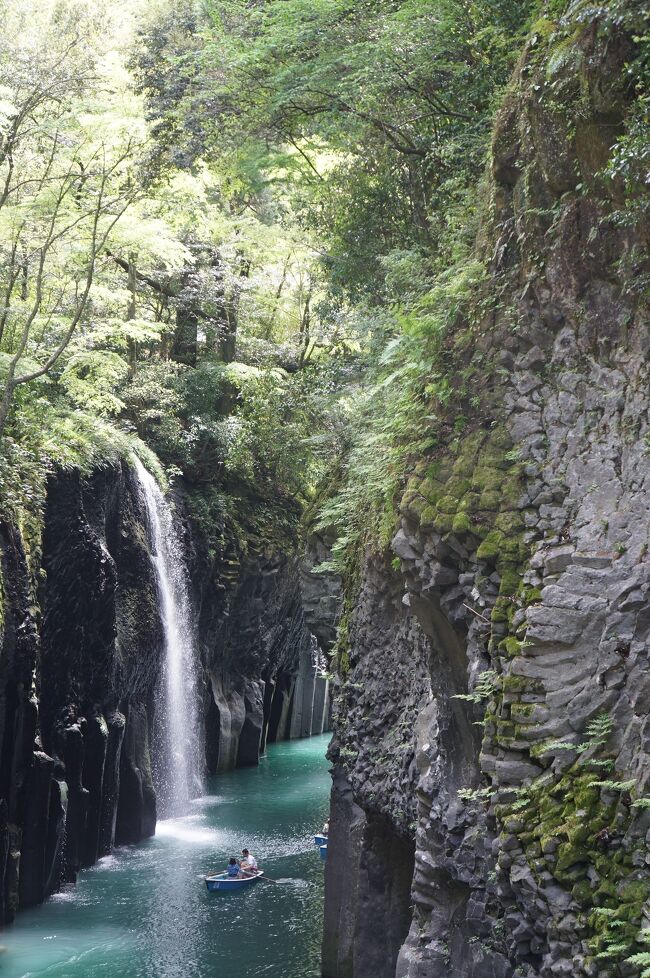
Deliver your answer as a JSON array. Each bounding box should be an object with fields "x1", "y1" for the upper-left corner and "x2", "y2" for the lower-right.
[{"x1": 132, "y1": 456, "x2": 201, "y2": 816}]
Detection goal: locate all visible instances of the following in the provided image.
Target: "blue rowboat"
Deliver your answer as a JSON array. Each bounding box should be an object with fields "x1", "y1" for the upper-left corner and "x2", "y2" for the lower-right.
[
  {"x1": 205, "y1": 870, "x2": 264, "y2": 892},
  {"x1": 314, "y1": 834, "x2": 328, "y2": 846},
  {"x1": 319, "y1": 844, "x2": 327, "y2": 862}
]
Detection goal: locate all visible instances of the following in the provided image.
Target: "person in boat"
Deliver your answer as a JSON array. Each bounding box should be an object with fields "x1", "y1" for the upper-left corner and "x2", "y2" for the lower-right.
[
  {"x1": 226, "y1": 858, "x2": 240, "y2": 878},
  {"x1": 322, "y1": 820, "x2": 329, "y2": 837},
  {"x1": 240, "y1": 848, "x2": 258, "y2": 876}
]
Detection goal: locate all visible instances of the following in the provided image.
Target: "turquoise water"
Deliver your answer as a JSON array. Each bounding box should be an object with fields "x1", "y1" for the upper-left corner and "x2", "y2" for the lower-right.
[{"x1": 1, "y1": 735, "x2": 331, "y2": 978}]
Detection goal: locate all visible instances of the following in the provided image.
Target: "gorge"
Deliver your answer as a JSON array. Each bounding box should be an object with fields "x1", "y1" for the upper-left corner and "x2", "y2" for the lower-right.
[
  {"x1": 0, "y1": 0, "x2": 649, "y2": 977},
  {"x1": 0, "y1": 458, "x2": 334, "y2": 923}
]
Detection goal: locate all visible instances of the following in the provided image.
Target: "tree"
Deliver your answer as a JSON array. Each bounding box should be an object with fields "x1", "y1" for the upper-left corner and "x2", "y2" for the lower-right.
[
  {"x1": 0, "y1": 1, "x2": 140, "y2": 436},
  {"x1": 133, "y1": 0, "x2": 536, "y2": 297}
]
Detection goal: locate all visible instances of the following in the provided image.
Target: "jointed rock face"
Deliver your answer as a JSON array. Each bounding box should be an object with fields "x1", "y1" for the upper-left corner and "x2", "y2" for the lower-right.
[
  {"x1": 0, "y1": 463, "x2": 334, "y2": 922},
  {"x1": 324, "y1": 15, "x2": 650, "y2": 978}
]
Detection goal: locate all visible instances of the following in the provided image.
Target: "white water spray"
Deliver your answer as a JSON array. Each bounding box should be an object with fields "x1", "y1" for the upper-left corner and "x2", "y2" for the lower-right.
[{"x1": 132, "y1": 457, "x2": 201, "y2": 816}]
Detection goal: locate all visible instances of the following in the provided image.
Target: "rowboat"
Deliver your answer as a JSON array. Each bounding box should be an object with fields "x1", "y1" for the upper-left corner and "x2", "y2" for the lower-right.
[
  {"x1": 314, "y1": 834, "x2": 328, "y2": 846},
  {"x1": 205, "y1": 870, "x2": 264, "y2": 892},
  {"x1": 319, "y1": 844, "x2": 327, "y2": 862}
]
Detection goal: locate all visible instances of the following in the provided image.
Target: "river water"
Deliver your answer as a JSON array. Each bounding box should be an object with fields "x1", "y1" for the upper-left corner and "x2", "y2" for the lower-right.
[{"x1": 1, "y1": 735, "x2": 331, "y2": 978}]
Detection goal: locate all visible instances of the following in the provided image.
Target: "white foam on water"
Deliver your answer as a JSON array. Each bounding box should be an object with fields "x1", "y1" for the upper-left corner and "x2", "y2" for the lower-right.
[{"x1": 155, "y1": 819, "x2": 220, "y2": 845}]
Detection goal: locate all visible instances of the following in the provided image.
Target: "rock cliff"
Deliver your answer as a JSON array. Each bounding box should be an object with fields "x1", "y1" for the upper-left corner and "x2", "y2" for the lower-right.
[
  {"x1": 324, "y1": 9, "x2": 650, "y2": 978},
  {"x1": 0, "y1": 458, "x2": 333, "y2": 923}
]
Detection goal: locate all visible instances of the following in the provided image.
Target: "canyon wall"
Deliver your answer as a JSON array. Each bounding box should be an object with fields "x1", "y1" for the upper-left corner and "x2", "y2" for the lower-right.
[
  {"x1": 192, "y1": 529, "x2": 337, "y2": 773},
  {"x1": 0, "y1": 459, "x2": 333, "y2": 923},
  {"x1": 324, "y1": 12, "x2": 650, "y2": 978}
]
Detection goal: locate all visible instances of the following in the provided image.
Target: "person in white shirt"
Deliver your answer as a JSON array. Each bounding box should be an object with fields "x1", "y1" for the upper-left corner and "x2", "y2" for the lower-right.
[{"x1": 240, "y1": 848, "x2": 258, "y2": 875}]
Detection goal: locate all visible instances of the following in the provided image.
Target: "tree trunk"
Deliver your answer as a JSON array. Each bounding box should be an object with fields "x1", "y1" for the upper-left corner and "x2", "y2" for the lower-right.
[
  {"x1": 170, "y1": 268, "x2": 198, "y2": 367},
  {"x1": 127, "y1": 254, "x2": 137, "y2": 378},
  {"x1": 171, "y1": 303, "x2": 198, "y2": 367}
]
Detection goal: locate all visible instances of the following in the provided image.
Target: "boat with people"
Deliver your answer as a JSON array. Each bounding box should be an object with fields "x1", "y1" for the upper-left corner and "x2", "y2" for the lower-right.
[
  {"x1": 314, "y1": 819, "x2": 329, "y2": 849},
  {"x1": 205, "y1": 870, "x2": 265, "y2": 892}
]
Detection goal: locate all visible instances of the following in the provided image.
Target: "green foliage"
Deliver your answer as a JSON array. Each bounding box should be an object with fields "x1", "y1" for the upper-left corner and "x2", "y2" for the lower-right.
[
  {"x1": 602, "y1": 1, "x2": 650, "y2": 217},
  {"x1": 542, "y1": 713, "x2": 615, "y2": 756},
  {"x1": 135, "y1": 0, "x2": 537, "y2": 298},
  {"x1": 60, "y1": 352, "x2": 130, "y2": 416},
  {"x1": 315, "y1": 259, "x2": 485, "y2": 570},
  {"x1": 626, "y1": 930, "x2": 650, "y2": 978},
  {"x1": 453, "y1": 669, "x2": 499, "y2": 705},
  {"x1": 0, "y1": 395, "x2": 163, "y2": 565},
  {"x1": 458, "y1": 785, "x2": 496, "y2": 803},
  {"x1": 492, "y1": 708, "x2": 650, "y2": 976}
]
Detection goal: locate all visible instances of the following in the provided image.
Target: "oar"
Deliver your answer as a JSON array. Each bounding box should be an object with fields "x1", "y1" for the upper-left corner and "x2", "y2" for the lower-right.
[{"x1": 202, "y1": 869, "x2": 281, "y2": 883}]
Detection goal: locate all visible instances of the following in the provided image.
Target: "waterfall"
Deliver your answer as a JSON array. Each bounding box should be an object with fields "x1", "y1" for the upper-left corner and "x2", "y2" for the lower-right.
[{"x1": 132, "y1": 457, "x2": 201, "y2": 816}]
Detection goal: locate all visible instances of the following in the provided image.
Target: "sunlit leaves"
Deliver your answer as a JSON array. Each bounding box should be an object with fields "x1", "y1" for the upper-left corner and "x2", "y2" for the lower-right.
[{"x1": 60, "y1": 350, "x2": 129, "y2": 415}]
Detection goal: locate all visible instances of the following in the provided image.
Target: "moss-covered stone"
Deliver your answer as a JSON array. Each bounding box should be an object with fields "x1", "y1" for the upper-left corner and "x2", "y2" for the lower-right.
[
  {"x1": 478, "y1": 489, "x2": 502, "y2": 510},
  {"x1": 499, "y1": 635, "x2": 522, "y2": 657},
  {"x1": 477, "y1": 530, "x2": 504, "y2": 560},
  {"x1": 452, "y1": 512, "x2": 473, "y2": 534}
]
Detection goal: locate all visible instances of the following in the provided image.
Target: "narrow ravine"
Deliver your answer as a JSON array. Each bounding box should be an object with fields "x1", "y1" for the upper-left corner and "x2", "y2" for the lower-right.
[{"x1": 1, "y1": 735, "x2": 331, "y2": 978}]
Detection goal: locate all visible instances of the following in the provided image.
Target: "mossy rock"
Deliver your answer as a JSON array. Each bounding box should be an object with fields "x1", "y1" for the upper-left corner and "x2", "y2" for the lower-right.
[
  {"x1": 487, "y1": 426, "x2": 514, "y2": 453},
  {"x1": 472, "y1": 467, "x2": 504, "y2": 492},
  {"x1": 405, "y1": 475, "x2": 422, "y2": 495},
  {"x1": 593, "y1": 877, "x2": 618, "y2": 901},
  {"x1": 461, "y1": 492, "x2": 482, "y2": 513},
  {"x1": 500, "y1": 536, "x2": 528, "y2": 561},
  {"x1": 418, "y1": 477, "x2": 443, "y2": 502},
  {"x1": 522, "y1": 586, "x2": 542, "y2": 605},
  {"x1": 555, "y1": 841, "x2": 590, "y2": 875},
  {"x1": 566, "y1": 822, "x2": 590, "y2": 847},
  {"x1": 491, "y1": 597, "x2": 511, "y2": 624},
  {"x1": 457, "y1": 430, "x2": 485, "y2": 457},
  {"x1": 433, "y1": 511, "x2": 454, "y2": 534},
  {"x1": 400, "y1": 489, "x2": 417, "y2": 511},
  {"x1": 418, "y1": 504, "x2": 438, "y2": 530},
  {"x1": 496, "y1": 720, "x2": 517, "y2": 739},
  {"x1": 452, "y1": 512, "x2": 473, "y2": 534},
  {"x1": 502, "y1": 673, "x2": 542, "y2": 693},
  {"x1": 437, "y1": 494, "x2": 462, "y2": 515},
  {"x1": 499, "y1": 636, "x2": 522, "y2": 657},
  {"x1": 477, "y1": 530, "x2": 504, "y2": 561},
  {"x1": 511, "y1": 703, "x2": 535, "y2": 722},
  {"x1": 427, "y1": 460, "x2": 453, "y2": 483},
  {"x1": 500, "y1": 475, "x2": 524, "y2": 506},
  {"x1": 495, "y1": 512, "x2": 524, "y2": 536},
  {"x1": 452, "y1": 455, "x2": 476, "y2": 478},
  {"x1": 449, "y1": 476, "x2": 472, "y2": 497},
  {"x1": 617, "y1": 879, "x2": 648, "y2": 904},
  {"x1": 572, "y1": 879, "x2": 593, "y2": 907},
  {"x1": 402, "y1": 494, "x2": 427, "y2": 519},
  {"x1": 478, "y1": 489, "x2": 502, "y2": 511},
  {"x1": 499, "y1": 566, "x2": 522, "y2": 596}
]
